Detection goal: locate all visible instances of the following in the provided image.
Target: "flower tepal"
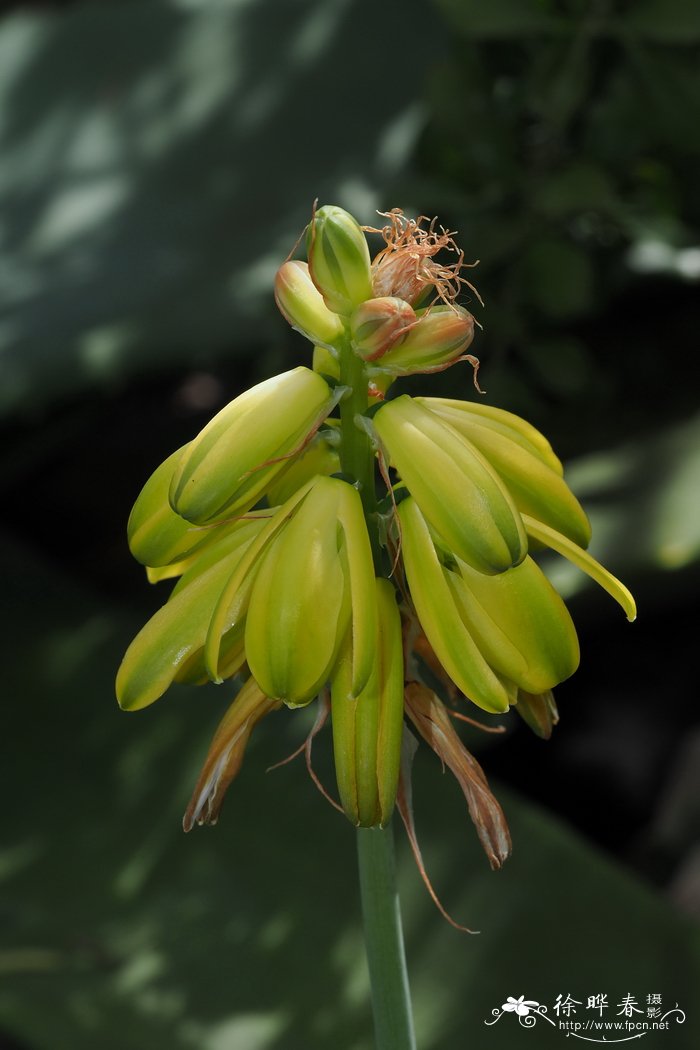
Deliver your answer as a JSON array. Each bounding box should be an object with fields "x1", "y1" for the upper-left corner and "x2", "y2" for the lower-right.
[{"x1": 117, "y1": 201, "x2": 635, "y2": 906}]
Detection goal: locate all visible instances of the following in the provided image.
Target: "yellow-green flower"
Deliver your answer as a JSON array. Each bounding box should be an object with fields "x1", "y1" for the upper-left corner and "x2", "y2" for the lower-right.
[
  {"x1": 331, "y1": 578, "x2": 404, "y2": 827},
  {"x1": 373, "y1": 394, "x2": 528, "y2": 575},
  {"x1": 117, "y1": 202, "x2": 635, "y2": 894},
  {"x1": 170, "y1": 366, "x2": 336, "y2": 524},
  {"x1": 306, "y1": 204, "x2": 373, "y2": 315},
  {"x1": 244, "y1": 475, "x2": 377, "y2": 706}
]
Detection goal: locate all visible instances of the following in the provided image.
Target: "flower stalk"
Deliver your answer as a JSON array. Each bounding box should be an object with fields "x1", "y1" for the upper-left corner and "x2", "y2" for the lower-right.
[
  {"x1": 116, "y1": 201, "x2": 636, "y2": 1050},
  {"x1": 357, "y1": 824, "x2": 417, "y2": 1050}
]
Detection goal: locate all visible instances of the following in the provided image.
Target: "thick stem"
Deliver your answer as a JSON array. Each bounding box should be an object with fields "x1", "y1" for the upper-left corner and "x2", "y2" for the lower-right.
[
  {"x1": 338, "y1": 331, "x2": 377, "y2": 522},
  {"x1": 336, "y1": 334, "x2": 415, "y2": 1047},
  {"x1": 357, "y1": 823, "x2": 417, "y2": 1050}
]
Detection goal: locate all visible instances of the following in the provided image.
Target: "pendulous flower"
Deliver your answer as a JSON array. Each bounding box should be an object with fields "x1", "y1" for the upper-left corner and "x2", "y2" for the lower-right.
[
  {"x1": 373, "y1": 394, "x2": 528, "y2": 575},
  {"x1": 169, "y1": 366, "x2": 336, "y2": 524},
  {"x1": 117, "y1": 202, "x2": 635, "y2": 923}
]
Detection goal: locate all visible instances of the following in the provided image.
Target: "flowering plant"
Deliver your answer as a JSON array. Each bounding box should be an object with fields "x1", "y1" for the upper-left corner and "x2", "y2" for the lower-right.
[{"x1": 117, "y1": 203, "x2": 635, "y2": 1046}]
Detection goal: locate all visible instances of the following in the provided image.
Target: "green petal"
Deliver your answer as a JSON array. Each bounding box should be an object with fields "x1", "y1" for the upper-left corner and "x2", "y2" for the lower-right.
[
  {"x1": 170, "y1": 367, "x2": 333, "y2": 524},
  {"x1": 116, "y1": 548, "x2": 251, "y2": 711},
  {"x1": 336, "y1": 482, "x2": 379, "y2": 698},
  {"x1": 421, "y1": 397, "x2": 564, "y2": 475},
  {"x1": 398, "y1": 498, "x2": 511, "y2": 713},
  {"x1": 245, "y1": 478, "x2": 347, "y2": 705},
  {"x1": 330, "y1": 578, "x2": 404, "y2": 827},
  {"x1": 451, "y1": 556, "x2": 580, "y2": 693},
  {"x1": 523, "y1": 515, "x2": 637, "y2": 622},
  {"x1": 204, "y1": 479, "x2": 317, "y2": 682},
  {"x1": 375, "y1": 396, "x2": 527, "y2": 574},
  {"x1": 420, "y1": 401, "x2": 591, "y2": 549},
  {"x1": 127, "y1": 445, "x2": 217, "y2": 567}
]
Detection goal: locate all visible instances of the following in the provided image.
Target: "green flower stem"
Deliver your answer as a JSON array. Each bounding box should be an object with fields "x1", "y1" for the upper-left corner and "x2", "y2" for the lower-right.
[
  {"x1": 338, "y1": 331, "x2": 376, "y2": 521},
  {"x1": 357, "y1": 822, "x2": 417, "y2": 1050},
  {"x1": 337, "y1": 332, "x2": 416, "y2": 1048}
]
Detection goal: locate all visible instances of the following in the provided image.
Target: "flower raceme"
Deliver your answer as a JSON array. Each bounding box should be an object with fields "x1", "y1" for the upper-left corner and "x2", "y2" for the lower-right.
[{"x1": 117, "y1": 203, "x2": 636, "y2": 914}]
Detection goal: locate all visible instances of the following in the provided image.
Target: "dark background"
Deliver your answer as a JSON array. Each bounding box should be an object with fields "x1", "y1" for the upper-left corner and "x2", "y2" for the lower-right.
[{"x1": 1, "y1": 2, "x2": 699, "y2": 1048}]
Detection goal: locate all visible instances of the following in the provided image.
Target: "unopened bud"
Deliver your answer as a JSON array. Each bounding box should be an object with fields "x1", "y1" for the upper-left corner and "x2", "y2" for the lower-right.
[
  {"x1": 274, "y1": 260, "x2": 344, "y2": 345},
  {"x1": 349, "y1": 296, "x2": 416, "y2": 361},
  {"x1": 373, "y1": 305, "x2": 475, "y2": 375},
  {"x1": 169, "y1": 367, "x2": 334, "y2": 524},
  {"x1": 307, "y1": 205, "x2": 373, "y2": 315},
  {"x1": 312, "y1": 344, "x2": 340, "y2": 381},
  {"x1": 331, "y1": 578, "x2": 404, "y2": 827}
]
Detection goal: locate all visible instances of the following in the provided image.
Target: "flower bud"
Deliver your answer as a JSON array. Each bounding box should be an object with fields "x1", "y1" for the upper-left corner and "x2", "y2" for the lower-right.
[
  {"x1": 307, "y1": 204, "x2": 373, "y2": 315},
  {"x1": 169, "y1": 367, "x2": 334, "y2": 525},
  {"x1": 397, "y1": 496, "x2": 512, "y2": 714},
  {"x1": 274, "y1": 260, "x2": 344, "y2": 345},
  {"x1": 447, "y1": 554, "x2": 580, "y2": 695},
  {"x1": 373, "y1": 395, "x2": 527, "y2": 575},
  {"x1": 349, "y1": 296, "x2": 416, "y2": 361},
  {"x1": 312, "y1": 344, "x2": 340, "y2": 381},
  {"x1": 418, "y1": 397, "x2": 592, "y2": 549},
  {"x1": 245, "y1": 476, "x2": 377, "y2": 706},
  {"x1": 116, "y1": 524, "x2": 262, "y2": 711},
  {"x1": 331, "y1": 578, "x2": 404, "y2": 827},
  {"x1": 127, "y1": 445, "x2": 201, "y2": 568},
  {"x1": 372, "y1": 305, "x2": 474, "y2": 375}
]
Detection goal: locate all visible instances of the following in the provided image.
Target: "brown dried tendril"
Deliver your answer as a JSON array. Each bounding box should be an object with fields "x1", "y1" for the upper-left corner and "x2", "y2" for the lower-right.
[{"x1": 363, "y1": 208, "x2": 484, "y2": 312}]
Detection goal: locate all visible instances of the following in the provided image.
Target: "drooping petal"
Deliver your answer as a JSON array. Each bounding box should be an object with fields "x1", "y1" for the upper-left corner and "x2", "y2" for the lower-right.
[
  {"x1": 396, "y1": 728, "x2": 478, "y2": 933},
  {"x1": 182, "y1": 678, "x2": 281, "y2": 831},
  {"x1": 398, "y1": 497, "x2": 511, "y2": 713},
  {"x1": 522, "y1": 514, "x2": 637, "y2": 621},
  {"x1": 514, "y1": 689, "x2": 560, "y2": 740}
]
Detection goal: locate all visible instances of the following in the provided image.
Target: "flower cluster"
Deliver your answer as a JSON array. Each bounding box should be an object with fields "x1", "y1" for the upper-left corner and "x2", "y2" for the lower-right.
[{"x1": 117, "y1": 204, "x2": 635, "y2": 890}]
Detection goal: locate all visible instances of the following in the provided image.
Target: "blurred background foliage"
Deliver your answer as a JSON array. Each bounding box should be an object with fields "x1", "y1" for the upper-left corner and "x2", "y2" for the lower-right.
[{"x1": 1, "y1": 1, "x2": 699, "y2": 1048}]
